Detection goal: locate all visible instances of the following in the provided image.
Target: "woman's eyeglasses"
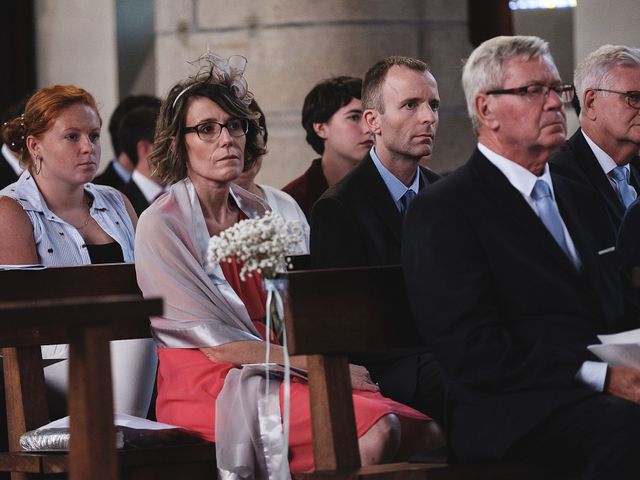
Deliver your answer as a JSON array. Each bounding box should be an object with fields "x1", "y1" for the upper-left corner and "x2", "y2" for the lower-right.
[{"x1": 184, "y1": 118, "x2": 249, "y2": 142}]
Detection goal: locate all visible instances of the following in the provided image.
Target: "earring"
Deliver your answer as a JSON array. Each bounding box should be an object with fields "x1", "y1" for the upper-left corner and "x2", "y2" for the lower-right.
[{"x1": 34, "y1": 155, "x2": 42, "y2": 175}]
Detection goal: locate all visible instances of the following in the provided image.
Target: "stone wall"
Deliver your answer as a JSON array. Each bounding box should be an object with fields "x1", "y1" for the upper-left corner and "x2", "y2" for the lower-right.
[{"x1": 154, "y1": 0, "x2": 475, "y2": 187}]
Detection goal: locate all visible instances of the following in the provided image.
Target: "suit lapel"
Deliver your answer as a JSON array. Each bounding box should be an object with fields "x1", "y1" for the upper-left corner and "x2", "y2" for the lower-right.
[
  {"x1": 629, "y1": 156, "x2": 640, "y2": 192},
  {"x1": 469, "y1": 149, "x2": 579, "y2": 276},
  {"x1": 569, "y1": 131, "x2": 625, "y2": 223},
  {"x1": 360, "y1": 155, "x2": 403, "y2": 242},
  {"x1": 552, "y1": 171, "x2": 616, "y2": 305}
]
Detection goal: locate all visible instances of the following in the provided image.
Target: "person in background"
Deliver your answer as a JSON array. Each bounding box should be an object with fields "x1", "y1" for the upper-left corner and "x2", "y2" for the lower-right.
[
  {"x1": 119, "y1": 105, "x2": 168, "y2": 215},
  {"x1": 94, "y1": 94, "x2": 161, "y2": 191},
  {"x1": 282, "y1": 76, "x2": 372, "y2": 220},
  {"x1": 234, "y1": 99, "x2": 309, "y2": 254},
  {"x1": 550, "y1": 44, "x2": 640, "y2": 234},
  {"x1": 0, "y1": 84, "x2": 156, "y2": 420}
]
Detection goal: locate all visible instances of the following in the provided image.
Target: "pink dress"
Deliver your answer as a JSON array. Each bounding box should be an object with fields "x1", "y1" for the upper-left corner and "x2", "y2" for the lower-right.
[{"x1": 155, "y1": 259, "x2": 430, "y2": 473}]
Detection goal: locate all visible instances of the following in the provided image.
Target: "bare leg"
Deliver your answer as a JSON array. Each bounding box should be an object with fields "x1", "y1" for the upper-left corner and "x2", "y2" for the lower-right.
[
  {"x1": 395, "y1": 418, "x2": 445, "y2": 460},
  {"x1": 358, "y1": 413, "x2": 401, "y2": 465}
]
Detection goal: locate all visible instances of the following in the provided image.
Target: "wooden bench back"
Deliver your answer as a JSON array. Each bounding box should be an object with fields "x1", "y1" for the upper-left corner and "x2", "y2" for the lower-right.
[
  {"x1": 0, "y1": 263, "x2": 141, "y2": 301},
  {"x1": 284, "y1": 264, "x2": 421, "y2": 356}
]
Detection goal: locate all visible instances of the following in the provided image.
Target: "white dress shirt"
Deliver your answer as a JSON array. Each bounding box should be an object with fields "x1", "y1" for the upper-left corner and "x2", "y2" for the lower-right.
[{"x1": 478, "y1": 142, "x2": 607, "y2": 392}]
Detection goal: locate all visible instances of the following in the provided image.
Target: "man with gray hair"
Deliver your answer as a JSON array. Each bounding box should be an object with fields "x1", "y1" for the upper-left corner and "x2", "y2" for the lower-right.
[
  {"x1": 403, "y1": 35, "x2": 640, "y2": 478},
  {"x1": 551, "y1": 44, "x2": 640, "y2": 232}
]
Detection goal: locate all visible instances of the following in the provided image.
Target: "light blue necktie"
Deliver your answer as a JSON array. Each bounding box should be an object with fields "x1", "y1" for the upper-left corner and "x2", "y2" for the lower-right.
[
  {"x1": 400, "y1": 189, "x2": 416, "y2": 214},
  {"x1": 609, "y1": 166, "x2": 637, "y2": 209},
  {"x1": 531, "y1": 179, "x2": 573, "y2": 261}
]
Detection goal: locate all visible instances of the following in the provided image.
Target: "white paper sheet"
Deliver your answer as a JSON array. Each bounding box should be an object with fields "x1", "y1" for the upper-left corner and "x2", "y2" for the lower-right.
[{"x1": 588, "y1": 328, "x2": 640, "y2": 368}]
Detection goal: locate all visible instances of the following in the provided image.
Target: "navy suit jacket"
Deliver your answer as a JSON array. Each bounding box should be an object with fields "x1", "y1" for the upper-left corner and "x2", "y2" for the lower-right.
[
  {"x1": 550, "y1": 129, "x2": 640, "y2": 232},
  {"x1": 94, "y1": 160, "x2": 127, "y2": 192},
  {"x1": 122, "y1": 180, "x2": 150, "y2": 216},
  {"x1": 311, "y1": 153, "x2": 440, "y2": 267},
  {"x1": 403, "y1": 149, "x2": 632, "y2": 461}
]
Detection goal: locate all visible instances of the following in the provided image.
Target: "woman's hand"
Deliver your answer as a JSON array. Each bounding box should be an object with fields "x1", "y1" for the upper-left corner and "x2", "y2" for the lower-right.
[{"x1": 349, "y1": 364, "x2": 380, "y2": 392}]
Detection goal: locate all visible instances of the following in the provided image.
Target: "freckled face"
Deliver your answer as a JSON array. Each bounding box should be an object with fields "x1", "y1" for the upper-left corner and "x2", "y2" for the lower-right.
[
  {"x1": 30, "y1": 103, "x2": 101, "y2": 184},
  {"x1": 184, "y1": 96, "x2": 245, "y2": 185}
]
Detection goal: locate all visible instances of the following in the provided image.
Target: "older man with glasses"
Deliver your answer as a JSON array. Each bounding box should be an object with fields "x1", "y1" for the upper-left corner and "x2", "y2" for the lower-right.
[
  {"x1": 403, "y1": 35, "x2": 640, "y2": 479},
  {"x1": 551, "y1": 45, "x2": 640, "y2": 233}
]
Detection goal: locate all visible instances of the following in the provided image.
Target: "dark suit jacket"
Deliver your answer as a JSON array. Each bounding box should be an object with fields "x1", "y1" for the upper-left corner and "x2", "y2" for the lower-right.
[
  {"x1": 93, "y1": 160, "x2": 127, "y2": 192},
  {"x1": 311, "y1": 153, "x2": 440, "y2": 267},
  {"x1": 0, "y1": 148, "x2": 19, "y2": 190},
  {"x1": 310, "y1": 154, "x2": 443, "y2": 416},
  {"x1": 122, "y1": 180, "x2": 150, "y2": 216},
  {"x1": 550, "y1": 129, "x2": 640, "y2": 231},
  {"x1": 403, "y1": 148, "x2": 631, "y2": 462}
]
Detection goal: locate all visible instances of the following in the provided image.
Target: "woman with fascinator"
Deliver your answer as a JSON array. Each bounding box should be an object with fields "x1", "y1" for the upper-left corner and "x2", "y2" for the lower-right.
[{"x1": 134, "y1": 54, "x2": 442, "y2": 477}]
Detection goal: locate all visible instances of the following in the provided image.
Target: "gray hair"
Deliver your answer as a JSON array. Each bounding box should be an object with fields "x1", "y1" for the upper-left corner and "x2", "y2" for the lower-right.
[
  {"x1": 574, "y1": 44, "x2": 640, "y2": 114},
  {"x1": 462, "y1": 35, "x2": 555, "y2": 133}
]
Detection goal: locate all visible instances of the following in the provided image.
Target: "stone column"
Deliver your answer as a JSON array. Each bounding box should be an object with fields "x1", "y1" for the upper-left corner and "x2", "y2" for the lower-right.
[
  {"x1": 574, "y1": 0, "x2": 640, "y2": 64},
  {"x1": 35, "y1": 0, "x2": 119, "y2": 162},
  {"x1": 155, "y1": 0, "x2": 474, "y2": 186}
]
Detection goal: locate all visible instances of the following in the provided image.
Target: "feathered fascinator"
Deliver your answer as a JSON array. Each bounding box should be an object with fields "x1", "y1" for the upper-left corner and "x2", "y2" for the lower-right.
[{"x1": 172, "y1": 49, "x2": 253, "y2": 111}]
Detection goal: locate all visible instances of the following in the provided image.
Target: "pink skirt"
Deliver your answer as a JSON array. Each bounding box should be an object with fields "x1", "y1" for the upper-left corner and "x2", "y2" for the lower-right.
[{"x1": 156, "y1": 348, "x2": 430, "y2": 472}]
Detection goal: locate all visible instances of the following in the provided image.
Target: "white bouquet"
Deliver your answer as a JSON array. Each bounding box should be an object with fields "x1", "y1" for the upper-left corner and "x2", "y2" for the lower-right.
[{"x1": 206, "y1": 210, "x2": 304, "y2": 280}]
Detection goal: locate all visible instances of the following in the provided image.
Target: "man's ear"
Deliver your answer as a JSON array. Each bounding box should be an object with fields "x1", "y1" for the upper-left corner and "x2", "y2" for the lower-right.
[
  {"x1": 364, "y1": 109, "x2": 381, "y2": 136},
  {"x1": 313, "y1": 122, "x2": 328, "y2": 140},
  {"x1": 581, "y1": 89, "x2": 598, "y2": 121},
  {"x1": 475, "y1": 93, "x2": 499, "y2": 131}
]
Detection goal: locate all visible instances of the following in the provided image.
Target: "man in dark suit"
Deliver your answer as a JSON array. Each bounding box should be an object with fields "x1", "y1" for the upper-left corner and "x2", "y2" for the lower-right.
[
  {"x1": 311, "y1": 56, "x2": 445, "y2": 425},
  {"x1": 119, "y1": 105, "x2": 165, "y2": 216},
  {"x1": 550, "y1": 45, "x2": 640, "y2": 232},
  {"x1": 94, "y1": 95, "x2": 161, "y2": 191},
  {"x1": 403, "y1": 35, "x2": 640, "y2": 478}
]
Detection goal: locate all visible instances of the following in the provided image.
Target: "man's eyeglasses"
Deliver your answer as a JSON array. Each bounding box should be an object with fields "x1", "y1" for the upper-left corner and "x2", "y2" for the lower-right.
[
  {"x1": 184, "y1": 119, "x2": 249, "y2": 142},
  {"x1": 486, "y1": 84, "x2": 575, "y2": 104},
  {"x1": 591, "y1": 88, "x2": 640, "y2": 109}
]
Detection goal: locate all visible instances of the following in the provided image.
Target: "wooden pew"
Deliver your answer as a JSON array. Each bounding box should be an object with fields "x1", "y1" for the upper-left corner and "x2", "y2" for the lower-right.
[
  {"x1": 283, "y1": 265, "x2": 569, "y2": 479},
  {"x1": 0, "y1": 264, "x2": 216, "y2": 480}
]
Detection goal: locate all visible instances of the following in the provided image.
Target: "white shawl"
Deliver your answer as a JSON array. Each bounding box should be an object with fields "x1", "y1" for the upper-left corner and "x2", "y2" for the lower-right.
[{"x1": 135, "y1": 178, "x2": 291, "y2": 479}]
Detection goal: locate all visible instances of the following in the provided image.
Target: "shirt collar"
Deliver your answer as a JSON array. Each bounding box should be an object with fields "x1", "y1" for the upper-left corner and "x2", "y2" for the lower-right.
[
  {"x1": 132, "y1": 170, "x2": 164, "y2": 203},
  {"x1": 478, "y1": 142, "x2": 555, "y2": 199},
  {"x1": 10, "y1": 173, "x2": 108, "y2": 214},
  {"x1": 581, "y1": 129, "x2": 624, "y2": 176},
  {"x1": 370, "y1": 147, "x2": 420, "y2": 203},
  {"x1": 111, "y1": 158, "x2": 132, "y2": 183}
]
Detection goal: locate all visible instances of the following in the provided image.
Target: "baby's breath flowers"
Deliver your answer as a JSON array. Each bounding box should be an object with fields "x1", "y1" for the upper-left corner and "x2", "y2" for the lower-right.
[{"x1": 207, "y1": 211, "x2": 304, "y2": 280}]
